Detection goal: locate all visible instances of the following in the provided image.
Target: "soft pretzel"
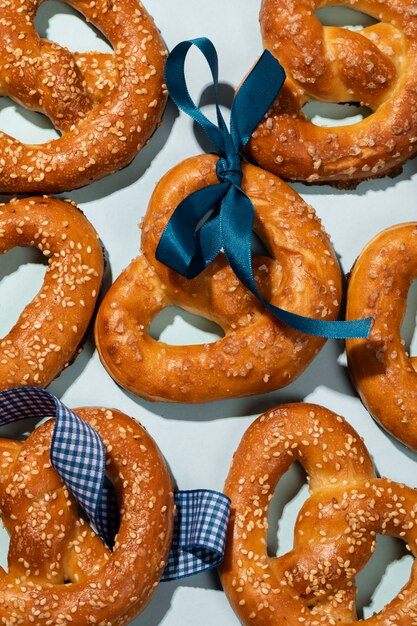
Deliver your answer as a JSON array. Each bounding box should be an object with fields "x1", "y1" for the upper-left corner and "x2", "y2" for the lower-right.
[
  {"x1": 0, "y1": 406, "x2": 174, "y2": 625},
  {"x1": 0, "y1": 196, "x2": 103, "y2": 389},
  {"x1": 346, "y1": 223, "x2": 417, "y2": 450},
  {"x1": 0, "y1": 0, "x2": 167, "y2": 193},
  {"x1": 220, "y1": 403, "x2": 417, "y2": 625},
  {"x1": 95, "y1": 154, "x2": 342, "y2": 403},
  {"x1": 248, "y1": 0, "x2": 416, "y2": 186}
]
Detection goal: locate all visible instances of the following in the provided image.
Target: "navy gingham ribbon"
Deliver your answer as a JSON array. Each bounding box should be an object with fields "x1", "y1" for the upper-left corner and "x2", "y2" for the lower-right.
[
  {"x1": 156, "y1": 38, "x2": 372, "y2": 339},
  {"x1": 0, "y1": 387, "x2": 230, "y2": 581}
]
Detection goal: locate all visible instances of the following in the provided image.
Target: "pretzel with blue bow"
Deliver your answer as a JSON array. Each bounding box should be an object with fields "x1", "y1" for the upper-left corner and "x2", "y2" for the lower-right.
[{"x1": 95, "y1": 38, "x2": 371, "y2": 404}]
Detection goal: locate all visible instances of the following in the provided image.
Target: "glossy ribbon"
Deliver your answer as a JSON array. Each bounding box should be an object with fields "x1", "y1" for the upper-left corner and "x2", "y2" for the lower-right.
[
  {"x1": 0, "y1": 387, "x2": 230, "y2": 580},
  {"x1": 157, "y1": 37, "x2": 372, "y2": 339}
]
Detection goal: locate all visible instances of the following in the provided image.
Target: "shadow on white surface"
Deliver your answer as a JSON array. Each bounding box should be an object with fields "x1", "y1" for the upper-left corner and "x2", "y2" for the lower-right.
[{"x1": 62, "y1": 99, "x2": 179, "y2": 203}]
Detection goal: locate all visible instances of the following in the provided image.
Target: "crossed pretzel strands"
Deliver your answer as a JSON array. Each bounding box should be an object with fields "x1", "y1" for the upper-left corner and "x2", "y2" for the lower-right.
[
  {"x1": 95, "y1": 155, "x2": 343, "y2": 403},
  {"x1": 220, "y1": 404, "x2": 417, "y2": 626},
  {"x1": 0, "y1": 407, "x2": 174, "y2": 625},
  {"x1": 0, "y1": 0, "x2": 167, "y2": 192},
  {"x1": 249, "y1": 0, "x2": 417, "y2": 186}
]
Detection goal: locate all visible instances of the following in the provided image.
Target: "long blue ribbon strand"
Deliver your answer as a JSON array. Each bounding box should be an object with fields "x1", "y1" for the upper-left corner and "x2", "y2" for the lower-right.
[
  {"x1": 0, "y1": 387, "x2": 230, "y2": 580},
  {"x1": 157, "y1": 37, "x2": 372, "y2": 339}
]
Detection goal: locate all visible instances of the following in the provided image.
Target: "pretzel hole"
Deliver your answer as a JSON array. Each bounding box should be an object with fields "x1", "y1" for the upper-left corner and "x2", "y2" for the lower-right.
[
  {"x1": 35, "y1": 1, "x2": 112, "y2": 53},
  {"x1": 267, "y1": 462, "x2": 309, "y2": 557},
  {"x1": 0, "y1": 98, "x2": 60, "y2": 144},
  {"x1": 400, "y1": 280, "x2": 417, "y2": 358},
  {"x1": 150, "y1": 306, "x2": 225, "y2": 345},
  {"x1": 0, "y1": 247, "x2": 48, "y2": 337},
  {"x1": 302, "y1": 101, "x2": 372, "y2": 128},
  {"x1": 315, "y1": 6, "x2": 379, "y2": 31},
  {"x1": 356, "y1": 535, "x2": 412, "y2": 618},
  {"x1": 0, "y1": 523, "x2": 10, "y2": 573}
]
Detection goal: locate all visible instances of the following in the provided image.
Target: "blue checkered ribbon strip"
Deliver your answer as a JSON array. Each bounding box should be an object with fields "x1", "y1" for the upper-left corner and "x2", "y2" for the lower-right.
[
  {"x1": 162, "y1": 490, "x2": 231, "y2": 581},
  {"x1": 0, "y1": 386, "x2": 117, "y2": 545},
  {"x1": 0, "y1": 387, "x2": 231, "y2": 580}
]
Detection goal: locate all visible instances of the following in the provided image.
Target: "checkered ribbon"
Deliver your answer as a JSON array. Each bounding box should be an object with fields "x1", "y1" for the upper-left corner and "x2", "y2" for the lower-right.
[
  {"x1": 0, "y1": 387, "x2": 230, "y2": 581},
  {"x1": 162, "y1": 490, "x2": 230, "y2": 581}
]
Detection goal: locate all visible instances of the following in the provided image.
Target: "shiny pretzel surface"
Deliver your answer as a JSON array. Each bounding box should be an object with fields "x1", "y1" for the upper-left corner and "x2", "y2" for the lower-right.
[
  {"x1": 0, "y1": 0, "x2": 167, "y2": 192},
  {"x1": 0, "y1": 406, "x2": 174, "y2": 625},
  {"x1": 248, "y1": 0, "x2": 416, "y2": 186},
  {"x1": 220, "y1": 403, "x2": 417, "y2": 625},
  {"x1": 95, "y1": 154, "x2": 342, "y2": 403},
  {"x1": 0, "y1": 196, "x2": 103, "y2": 390}
]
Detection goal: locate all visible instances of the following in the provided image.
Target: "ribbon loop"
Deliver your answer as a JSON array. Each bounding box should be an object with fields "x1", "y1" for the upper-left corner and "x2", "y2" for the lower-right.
[{"x1": 157, "y1": 37, "x2": 373, "y2": 340}]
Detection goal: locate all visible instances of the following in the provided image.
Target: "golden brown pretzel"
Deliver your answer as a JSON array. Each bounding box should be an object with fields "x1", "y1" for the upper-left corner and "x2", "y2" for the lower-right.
[
  {"x1": 220, "y1": 403, "x2": 417, "y2": 626},
  {"x1": 0, "y1": 406, "x2": 174, "y2": 625},
  {"x1": 95, "y1": 154, "x2": 342, "y2": 403},
  {"x1": 346, "y1": 223, "x2": 417, "y2": 451},
  {"x1": 248, "y1": 0, "x2": 416, "y2": 186},
  {"x1": 0, "y1": 196, "x2": 103, "y2": 389},
  {"x1": 0, "y1": 0, "x2": 167, "y2": 192}
]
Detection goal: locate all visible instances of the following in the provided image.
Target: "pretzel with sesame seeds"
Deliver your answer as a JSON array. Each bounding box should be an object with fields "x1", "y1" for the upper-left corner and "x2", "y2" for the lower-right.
[
  {"x1": 247, "y1": 0, "x2": 417, "y2": 187},
  {"x1": 94, "y1": 154, "x2": 342, "y2": 403},
  {"x1": 0, "y1": 0, "x2": 167, "y2": 193},
  {"x1": 346, "y1": 223, "x2": 417, "y2": 451},
  {"x1": 0, "y1": 196, "x2": 103, "y2": 389},
  {"x1": 220, "y1": 403, "x2": 417, "y2": 626},
  {"x1": 0, "y1": 406, "x2": 174, "y2": 625}
]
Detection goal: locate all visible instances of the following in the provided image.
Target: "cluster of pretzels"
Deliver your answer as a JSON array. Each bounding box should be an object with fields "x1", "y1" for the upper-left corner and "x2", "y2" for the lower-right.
[{"x1": 1, "y1": 0, "x2": 417, "y2": 624}]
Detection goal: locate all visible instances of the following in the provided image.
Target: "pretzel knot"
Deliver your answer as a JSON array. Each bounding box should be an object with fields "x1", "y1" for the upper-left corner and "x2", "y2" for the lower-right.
[
  {"x1": 0, "y1": 0, "x2": 167, "y2": 193},
  {"x1": 220, "y1": 404, "x2": 417, "y2": 625},
  {"x1": 248, "y1": 0, "x2": 415, "y2": 186},
  {"x1": 0, "y1": 407, "x2": 174, "y2": 625},
  {"x1": 95, "y1": 154, "x2": 342, "y2": 403}
]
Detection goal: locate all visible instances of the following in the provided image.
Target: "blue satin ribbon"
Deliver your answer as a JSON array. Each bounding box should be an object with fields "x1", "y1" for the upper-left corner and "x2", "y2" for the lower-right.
[{"x1": 156, "y1": 38, "x2": 372, "y2": 339}]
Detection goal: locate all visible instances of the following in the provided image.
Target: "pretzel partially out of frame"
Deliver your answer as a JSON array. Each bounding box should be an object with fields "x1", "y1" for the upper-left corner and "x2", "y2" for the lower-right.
[
  {"x1": 249, "y1": 0, "x2": 417, "y2": 187},
  {"x1": 0, "y1": 406, "x2": 174, "y2": 625},
  {"x1": 221, "y1": 403, "x2": 417, "y2": 625},
  {"x1": 0, "y1": 0, "x2": 167, "y2": 192}
]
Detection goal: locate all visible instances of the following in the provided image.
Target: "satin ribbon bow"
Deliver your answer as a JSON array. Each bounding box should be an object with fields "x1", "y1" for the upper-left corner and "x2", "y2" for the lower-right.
[{"x1": 156, "y1": 37, "x2": 372, "y2": 339}]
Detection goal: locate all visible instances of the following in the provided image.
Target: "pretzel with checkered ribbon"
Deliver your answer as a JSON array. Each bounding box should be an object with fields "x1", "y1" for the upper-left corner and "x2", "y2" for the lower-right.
[
  {"x1": 220, "y1": 403, "x2": 417, "y2": 625},
  {"x1": 248, "y1": 0, "x2": 416, "y2": 187},
  {"x1": 0, "y1": 405, "x2": 174, "y2": 625},
  {"x1": 0, "y1": 0, "x2": 167, "y2": 193}
]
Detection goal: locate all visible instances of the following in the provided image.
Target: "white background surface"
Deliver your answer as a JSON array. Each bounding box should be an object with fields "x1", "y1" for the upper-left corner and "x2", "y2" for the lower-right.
[{"x1": 0, "y1": 1, "x2": 416, "y2": 624}]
